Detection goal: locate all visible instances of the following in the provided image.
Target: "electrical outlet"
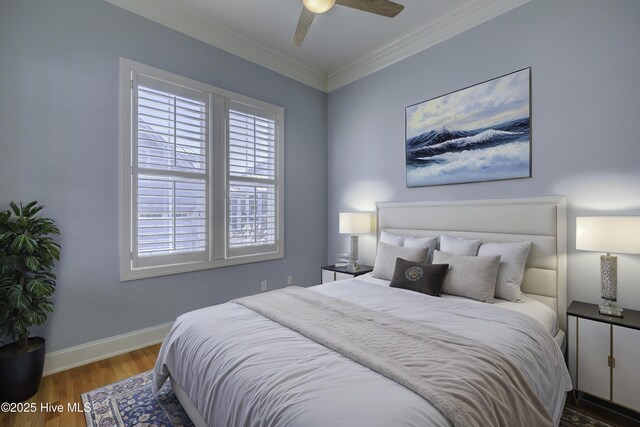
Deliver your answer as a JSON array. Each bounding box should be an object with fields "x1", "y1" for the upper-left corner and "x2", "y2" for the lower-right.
[
  {"x1": 261, "y1": 280, "x2": 268, "y2": 291},
  {"x1": 287, "y1": 275, "x2": 293, "y2": 285}
]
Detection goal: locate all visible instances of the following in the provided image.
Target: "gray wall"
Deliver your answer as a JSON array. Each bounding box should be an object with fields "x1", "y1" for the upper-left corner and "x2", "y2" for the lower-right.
[
  {"x1": 328, "y1": 0, "x2": 640, "y2": 310},
  {"x1": 0, "y1": 0, "x2": 327, "y2": 351}
]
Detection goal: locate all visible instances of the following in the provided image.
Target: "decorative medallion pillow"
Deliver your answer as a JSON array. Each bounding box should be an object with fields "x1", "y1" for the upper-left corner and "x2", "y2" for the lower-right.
[{"x1": 390, "y1": 258, "x2": 449, "y2": 297}]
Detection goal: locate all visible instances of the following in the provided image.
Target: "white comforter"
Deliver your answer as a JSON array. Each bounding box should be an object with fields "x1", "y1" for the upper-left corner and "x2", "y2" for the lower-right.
[{"x1": 154, "y1": 278, "x2": 572, "y2": 427}]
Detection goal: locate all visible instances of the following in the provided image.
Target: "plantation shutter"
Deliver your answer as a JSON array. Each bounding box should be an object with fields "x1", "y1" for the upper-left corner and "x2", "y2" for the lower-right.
[
  {"x1": 227, "y1": 101, "x2": 279, "y2": 257},
  {"x1": 132, "y1": 74, "x2": 209, "y2": 268},
  {"x1": 121, "y1": 60, "x2": 284, "y2": 280}
]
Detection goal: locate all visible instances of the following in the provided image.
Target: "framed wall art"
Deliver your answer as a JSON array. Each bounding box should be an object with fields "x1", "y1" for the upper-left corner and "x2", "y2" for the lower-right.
[{"x1": 405, "y1": 68, "x2": 531, "y2": 187}]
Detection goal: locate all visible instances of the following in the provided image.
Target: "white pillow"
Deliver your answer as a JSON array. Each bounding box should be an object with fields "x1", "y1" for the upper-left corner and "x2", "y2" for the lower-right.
[
  {"x1": 478, "y1": 241, "x2": 531, "y2": 302},
  {"x1": 433, "y1": 250, "x2": 500, "y2": 303},
  {"x1": 404, "y1": 236, "x2": 439, "y2": 263},
  {"x1": 440, "y1": 235, "x2": 481, "y2": 256},
  {"x1": 372, "y1": 242, "x2": 429, "y2": 281},
  {"x1": 380, "y1": 230, "x2": 405, "y2": 246}
]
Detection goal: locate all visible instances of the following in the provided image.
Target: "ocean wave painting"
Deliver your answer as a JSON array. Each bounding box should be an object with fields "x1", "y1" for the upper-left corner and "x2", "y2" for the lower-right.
[{"x1": 405, "y1": 68, "x2": 531, "y2": 187}]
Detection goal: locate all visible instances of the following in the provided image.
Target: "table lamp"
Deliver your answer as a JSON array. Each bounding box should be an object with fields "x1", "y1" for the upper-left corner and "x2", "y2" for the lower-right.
[
  {"x1": 576, "y1": 216, "x2": 640, "y2": 317},
  {"x1": 339, "y1": 212, "x2": 371, "y2": 271}
]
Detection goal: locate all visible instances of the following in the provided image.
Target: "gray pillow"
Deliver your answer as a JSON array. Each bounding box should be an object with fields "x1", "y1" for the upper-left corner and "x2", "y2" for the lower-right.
[
  {"x1": 432, "y1": 250, "x2": 500, "y2": 303},
  {"x1": 478, "y1": 241, "x2": 531, "y2": 302},
  {"x1": 372, "y1": 242, "x2": 429, "y2": 281},
  {"x1": 380, "y1": 230, "x2": 405, "y2": 246},
  {"x1": 440, "y1": 235, "x2": 482, "y2": 256},
  {"x1": 403, "y1": 236, "x2": 439, "y2": 263}
]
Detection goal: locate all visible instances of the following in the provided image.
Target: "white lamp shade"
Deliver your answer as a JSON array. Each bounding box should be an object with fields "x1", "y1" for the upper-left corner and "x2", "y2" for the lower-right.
[
  {"x1": 339, "y1": 212, "x2": 371, "y2": 235},
  {"x1": 576, "y1": 216, "x2": 640, "y2": 254},
  {"x1": 303, "y1": 0, "x2": 335, "y2": 14}
]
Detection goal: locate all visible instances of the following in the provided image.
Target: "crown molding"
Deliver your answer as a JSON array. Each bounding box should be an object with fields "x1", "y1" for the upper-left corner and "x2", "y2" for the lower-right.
[
  {"x1": 327, "y1": 0, "x2": 530, "y2": 92},
  {"x1": 104, "y1": 0, "x2": 529, "y2": 94},
  {"x1": 104, "y1": 0, "x2": 328, "y2": 92}
]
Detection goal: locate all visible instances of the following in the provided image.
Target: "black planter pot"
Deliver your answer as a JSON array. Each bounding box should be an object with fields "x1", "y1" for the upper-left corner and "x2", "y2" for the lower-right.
[{"x1": 0, "y1": 337, "x2": 46, "y2": 402}]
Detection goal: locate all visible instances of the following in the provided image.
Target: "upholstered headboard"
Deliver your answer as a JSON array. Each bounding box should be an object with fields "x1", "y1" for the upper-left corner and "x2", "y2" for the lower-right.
[{"x1": 376, "y1": 196, "x2": 568, "y2": 331}]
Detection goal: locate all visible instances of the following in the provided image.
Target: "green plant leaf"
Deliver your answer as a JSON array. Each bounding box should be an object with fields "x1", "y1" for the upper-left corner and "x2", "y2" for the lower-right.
[
  {"x1": 25, "y1": 256, "x2": 40, "y2": 271},
  {"x1": 10, "y1": 234, "x2": 37, "y2": 254},
  {"x1": 0, "y1": 256, "x2": 18, "y2": 274},
  {"x1": 10, "y1": 234, "x2": 27, "y2": 252},
  {"x1": 40, "y1": 300, "x2": 54, "y2": 313},
  {"x1": 23, "y1": 201, "x2": 37, "y2": 215},
  {"x1": 8, "y1": 286, "x2": 27, "y2": 310},
  {"x1": 9, "y1": 202, "x2": 20, "y2": 216},
  {"x1": 39, "y1": 270, "x2": 56, "y2": 279},
  {"x1": 26, "y1": 277, "x2": 43, "y2": 293},
  {"x1": 27, "y1": 279, "x2": 54, "y2": 298}
]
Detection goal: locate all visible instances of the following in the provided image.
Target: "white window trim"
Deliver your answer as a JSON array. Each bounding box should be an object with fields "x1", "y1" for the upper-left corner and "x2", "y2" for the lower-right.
[{"x1": 119, "y1": 58, "x2": 284, "y2": 281}]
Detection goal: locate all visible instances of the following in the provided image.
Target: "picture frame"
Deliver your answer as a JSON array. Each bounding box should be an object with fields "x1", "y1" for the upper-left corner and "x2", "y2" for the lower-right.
[{"x1": 405, "y1": 68, "x2": 531, "y2": 187}]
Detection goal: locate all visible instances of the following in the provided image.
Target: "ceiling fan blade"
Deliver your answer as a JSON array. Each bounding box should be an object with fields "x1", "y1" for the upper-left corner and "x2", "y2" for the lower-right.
[
  {"x1": 292, "y1": 7, "x2": 316, "y2": 47},
  {"x1": 335, "y1": 0, "x2": 404, "y2": 18}
]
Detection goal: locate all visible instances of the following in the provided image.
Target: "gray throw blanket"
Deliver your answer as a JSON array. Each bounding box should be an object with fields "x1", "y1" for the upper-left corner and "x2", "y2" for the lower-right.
[{"x1": 233, "y1": 287, "x2": 553, "y2": 427}]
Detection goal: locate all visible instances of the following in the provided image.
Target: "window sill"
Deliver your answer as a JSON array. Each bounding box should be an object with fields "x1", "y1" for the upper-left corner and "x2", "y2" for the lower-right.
[{"x1": 120, "y1": 251, "x2": 284, "y2": 281}]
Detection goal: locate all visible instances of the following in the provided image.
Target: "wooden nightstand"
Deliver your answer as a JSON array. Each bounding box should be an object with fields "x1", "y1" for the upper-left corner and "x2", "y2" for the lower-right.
[
  {"x1": 567, "y1": 301, "x2": 640, "y2": 414},
  {"x1": 321, "y1": 265, "x2": 373, "y2": 284}
]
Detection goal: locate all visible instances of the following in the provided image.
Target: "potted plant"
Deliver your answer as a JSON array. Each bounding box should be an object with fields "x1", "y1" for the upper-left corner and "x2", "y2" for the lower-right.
[{"x1": 0, "y1": 201, "x2": 60, "y2": 402}]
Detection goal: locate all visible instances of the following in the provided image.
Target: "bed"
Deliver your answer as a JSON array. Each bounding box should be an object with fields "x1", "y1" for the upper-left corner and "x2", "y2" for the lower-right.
[{"x1": 153, "y1": 197, "x2": 572, "y2": 427}]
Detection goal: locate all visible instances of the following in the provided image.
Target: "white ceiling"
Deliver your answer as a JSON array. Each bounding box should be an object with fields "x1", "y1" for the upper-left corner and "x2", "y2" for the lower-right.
[
  {"x1": 179, "y1": 0, "x2": 465, "y2": 73},
  {"x1": 105, "y1": 0, "x2": 529, "y2": 91}
]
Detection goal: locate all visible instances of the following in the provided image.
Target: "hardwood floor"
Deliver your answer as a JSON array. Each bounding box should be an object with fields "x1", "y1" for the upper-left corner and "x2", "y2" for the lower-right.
[
  {"x1": 2, "y1": 343, "x2": 639, "y2": 427},
  {"x1": 0, "y1": 344, "x2": 161, "y2": 427}
]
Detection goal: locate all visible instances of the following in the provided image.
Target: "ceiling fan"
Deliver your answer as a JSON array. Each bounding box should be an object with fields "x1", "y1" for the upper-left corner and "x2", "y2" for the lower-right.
[{"x1": 293, "y1": 0, "x2": 405, "y2": 46}]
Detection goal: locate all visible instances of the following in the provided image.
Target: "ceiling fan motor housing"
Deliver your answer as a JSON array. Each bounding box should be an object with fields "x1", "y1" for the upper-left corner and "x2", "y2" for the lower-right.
[{"x1": 303, "y1": 0, "x2": 336, "y2": 14}]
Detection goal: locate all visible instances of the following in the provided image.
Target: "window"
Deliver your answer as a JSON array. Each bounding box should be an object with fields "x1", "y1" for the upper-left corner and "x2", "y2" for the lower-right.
[
  {"x1": 227, "y1": 102, "x2": 278, "y2": 257},
  {"x1": 120, "y1": 59, "x2": 283, "y2": 280}
]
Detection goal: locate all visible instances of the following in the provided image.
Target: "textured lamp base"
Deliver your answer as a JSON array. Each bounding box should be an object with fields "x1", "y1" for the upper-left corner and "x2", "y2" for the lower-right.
[
  {"x1": 347, "y1": 235, "x2": 359, "y2": 272},
  {"x1": 599, "y1": 300, "x2": 623, "y2": 317},
  {"x1": 599, "y1": 254, "x2": 623, "y2": 317}
]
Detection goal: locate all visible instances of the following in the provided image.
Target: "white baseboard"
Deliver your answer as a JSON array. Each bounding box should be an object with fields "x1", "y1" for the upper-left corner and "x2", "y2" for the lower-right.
[{"x1": 43, "y1": 322, "x2": 173, "y2": 376}]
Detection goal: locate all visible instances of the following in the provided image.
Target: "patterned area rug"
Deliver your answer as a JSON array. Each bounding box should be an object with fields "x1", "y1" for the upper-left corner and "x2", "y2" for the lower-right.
[
  {"x1": 561, "y1": 407, "x2": 615, "y2": 427},
  {"x1": 83, "y1": 371, "x2": 614, "y2": 427},
  {"x1": 82, "y1": 371, "x2": 193, "y2": 427}
]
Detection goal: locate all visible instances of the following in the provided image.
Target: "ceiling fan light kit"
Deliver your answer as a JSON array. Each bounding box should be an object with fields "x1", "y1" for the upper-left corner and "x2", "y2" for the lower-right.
[
  {"x1": 293, "y1": 0, "x2": 405, "y2": 47},
  {"x1": 303, "y1": 0, "x2": 336, "y2": 14}
]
